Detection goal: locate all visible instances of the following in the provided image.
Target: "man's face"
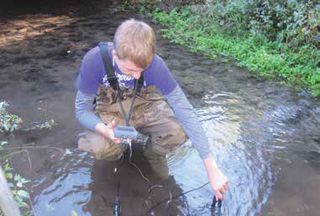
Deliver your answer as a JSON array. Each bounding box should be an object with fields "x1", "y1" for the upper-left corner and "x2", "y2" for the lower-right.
[{"x1": 115, "y1": 57, "x2": 144, "y2": 80}]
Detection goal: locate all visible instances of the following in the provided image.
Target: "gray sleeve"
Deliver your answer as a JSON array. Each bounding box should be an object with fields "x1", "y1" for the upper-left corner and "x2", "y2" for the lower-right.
[
  {"x1": 75, "y1": 90, "x2": 102, "y2": 130},
  {"x1": 164, "y1": 86, "x2": 211, "y2": 159}
]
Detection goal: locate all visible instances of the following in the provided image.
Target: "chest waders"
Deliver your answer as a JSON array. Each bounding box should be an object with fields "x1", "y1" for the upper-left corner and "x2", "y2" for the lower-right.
[{"x1": 98, "y1": 42, "x2": 145, "y2": 216}]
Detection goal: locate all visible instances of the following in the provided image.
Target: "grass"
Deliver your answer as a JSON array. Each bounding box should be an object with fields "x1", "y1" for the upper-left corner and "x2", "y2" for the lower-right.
[{"x1": 151, "y1": 8, "x2": 320, "y2": 96}]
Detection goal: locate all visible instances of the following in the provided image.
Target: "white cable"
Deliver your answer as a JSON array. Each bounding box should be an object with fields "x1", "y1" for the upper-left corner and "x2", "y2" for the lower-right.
[
  {"x1": 127, "y1": 140, "x2": 173, "y2": 207},
  {"x1": 128, "y1": 140, "x2": 151, "y2": 184}
]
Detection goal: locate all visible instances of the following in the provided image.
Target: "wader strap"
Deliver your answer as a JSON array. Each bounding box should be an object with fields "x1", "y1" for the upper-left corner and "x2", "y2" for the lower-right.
[
  {"x1": 98, "y1": 42, "x2": 119, "y2": 91},
  {"x1": 137, "y1": 73, "x2": 144, "y2": 92}
]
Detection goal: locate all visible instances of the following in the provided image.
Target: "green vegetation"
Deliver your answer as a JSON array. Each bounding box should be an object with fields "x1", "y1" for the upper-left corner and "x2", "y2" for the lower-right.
[
  {"x1": 1, "y1": 100, "x2": 58, "y2": 215},
  {"x1": 142, "y1": 0, "x2": 320, "y2": 96},
  {"x1": 0, "y1": 101, "x2": 23, "y2": 132},
  {"x1": 0, "y1": 101, "x2": 31, "y2": 215},
  {"x1": 1, "y1": 101, "x2": 58, "y2": 215},
  {"x1": 2, "y1": 160, "x2": 31, "y2": 211}
]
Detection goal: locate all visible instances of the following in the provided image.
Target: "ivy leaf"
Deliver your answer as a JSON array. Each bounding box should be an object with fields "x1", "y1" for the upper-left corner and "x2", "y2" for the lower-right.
[
  {"x1": 71, "y1": 210, "x2": 78, "y2": 216},
  {"x1": 1, "y1": 141, "x2": 8, "y2": 146},
  {"x1": 17, "y1": 190, "x2": 30, "y2": 199},
  {"x1": 5, "y1": 172, "x2": 13, "y2": 179}
]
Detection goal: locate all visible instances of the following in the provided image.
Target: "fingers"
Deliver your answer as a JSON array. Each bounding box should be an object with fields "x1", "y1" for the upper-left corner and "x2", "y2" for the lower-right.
[
  {"x1": 215, "y1": 179, "x2": 228, "y2": 200},
  {"x1": 223, "y1": 181, "x2": 228, "y2": 193},
  {"x1": 112, "y1": 137, "x2": 122, "y2": 144},
  {"x1": 109, "y1": 130, "x2": 122, "y2": 143},
  {"x1": 108, "y1": 118, "x2": 118, "y2": 129},
  {"x1": 106, "y1": 119, "x2": 121, "y2": 142},
  {"x1": 215, "y1": 190, "x2": 223, "y2": 200},
  {"x1": 220, "y1": 182, "x2": 228, "y2": 194}
]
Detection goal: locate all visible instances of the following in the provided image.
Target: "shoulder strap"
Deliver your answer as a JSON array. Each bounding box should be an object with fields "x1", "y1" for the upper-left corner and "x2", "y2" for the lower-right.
[
  {"x1": 136, "y1": 74, "x2": 144, "y2": 93},
  {"x1": 98, "y1": 42, "x2": 119, "y2": 91}
]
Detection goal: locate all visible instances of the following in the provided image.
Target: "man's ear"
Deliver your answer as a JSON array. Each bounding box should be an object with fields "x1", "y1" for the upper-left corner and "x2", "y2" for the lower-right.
[
  {"x1": 111, "y1": 49, "x2": 117, "y2": 66},
  {"x1": 112, "y1": 49, "x2": 117, "y2": 58}
]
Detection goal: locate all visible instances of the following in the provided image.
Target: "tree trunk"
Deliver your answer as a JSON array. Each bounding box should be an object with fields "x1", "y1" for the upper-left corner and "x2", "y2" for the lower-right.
[{"x1": 0, "y1": 166, "x2": 21, "y2": 216}]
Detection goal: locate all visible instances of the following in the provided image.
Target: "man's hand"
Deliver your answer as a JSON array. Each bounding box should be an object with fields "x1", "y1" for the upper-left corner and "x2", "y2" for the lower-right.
[
  {"x1": 95, "y1": 120, "x2": 122, "y2": 143},
  {"x1": 204, "y1": 155, "x2": 228, "y2": 200}
]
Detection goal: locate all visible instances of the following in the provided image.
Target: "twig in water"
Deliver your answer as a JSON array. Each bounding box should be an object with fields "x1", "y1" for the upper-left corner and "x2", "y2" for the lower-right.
[
  {"x1": 1, "y1": 145, "x2": 64, "y2": 156},
  {"x1": 1, "y1": 150, "x2": 28, "y2": 160},
  {"x1": 28, "y1": 193, "x2": 35, "y2": 216},
  {"x1": 25, "y1": 150, "x2": 32, "y2": 170}
]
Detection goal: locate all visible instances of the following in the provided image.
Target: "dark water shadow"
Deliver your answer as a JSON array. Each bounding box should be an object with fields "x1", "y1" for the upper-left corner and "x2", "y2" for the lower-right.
[
  {"x1": 0, "y1": 0, "x2": 114, "y2": 18},
  {"x1": 86, "y1": 146, "x2": 189, "y2": 216}
]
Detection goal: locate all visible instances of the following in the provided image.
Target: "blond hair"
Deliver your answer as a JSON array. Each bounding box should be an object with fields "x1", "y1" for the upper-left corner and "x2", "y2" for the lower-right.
[{"x1": 113, "y1": 19, "x2": 156, "y2": 69}]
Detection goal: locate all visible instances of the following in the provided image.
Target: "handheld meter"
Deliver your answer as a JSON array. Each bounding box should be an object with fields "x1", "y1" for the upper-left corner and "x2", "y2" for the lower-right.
[{"x1": 114, "y1": 125, "x2": 139, "y2": 140}]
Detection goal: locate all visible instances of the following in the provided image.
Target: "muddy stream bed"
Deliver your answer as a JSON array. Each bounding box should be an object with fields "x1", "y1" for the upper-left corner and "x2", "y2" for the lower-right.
[{"x1": 0, "y1": 1, "x2": 320, "y2": 215}]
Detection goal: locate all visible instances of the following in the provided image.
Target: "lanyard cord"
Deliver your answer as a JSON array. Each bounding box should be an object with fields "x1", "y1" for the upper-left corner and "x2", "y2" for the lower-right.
[{"x1": 116, "y1": 80, "x2": 138, "y2": 126}]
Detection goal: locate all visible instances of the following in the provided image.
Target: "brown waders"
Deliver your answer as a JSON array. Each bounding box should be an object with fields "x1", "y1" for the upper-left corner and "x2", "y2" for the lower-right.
[{"x1": 78, "y1": 86, "x2": 187, "y2": 178}]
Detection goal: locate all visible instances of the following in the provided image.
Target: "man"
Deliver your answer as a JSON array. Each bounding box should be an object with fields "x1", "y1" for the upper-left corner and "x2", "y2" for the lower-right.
[{"x1": 75, "y1": 19, "x2": 228, "y2": 200}]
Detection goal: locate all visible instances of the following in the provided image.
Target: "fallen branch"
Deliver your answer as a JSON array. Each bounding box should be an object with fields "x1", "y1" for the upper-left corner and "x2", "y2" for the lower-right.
[{"x1": 0, "y1": 145, "x2": 64, "y2": 155}]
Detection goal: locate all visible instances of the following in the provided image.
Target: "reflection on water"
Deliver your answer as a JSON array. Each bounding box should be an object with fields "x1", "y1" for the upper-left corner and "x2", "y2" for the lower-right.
[{"x1": 33, "y1": 152, "x2": 93, "y2": 215}]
